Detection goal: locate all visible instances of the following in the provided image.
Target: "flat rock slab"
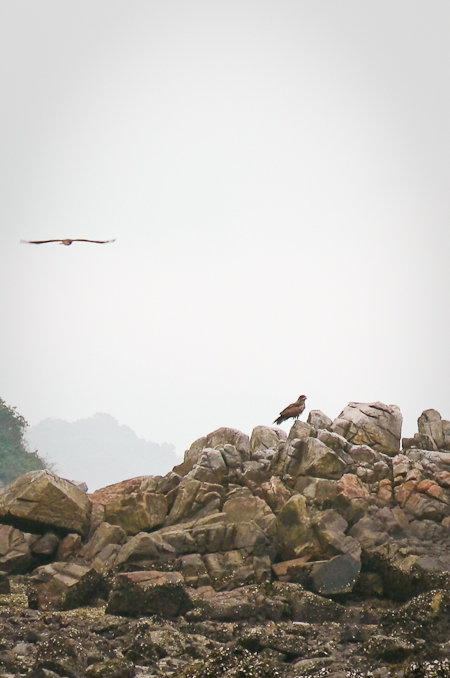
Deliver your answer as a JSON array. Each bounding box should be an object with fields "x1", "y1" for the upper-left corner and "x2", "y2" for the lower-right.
[
  {"x1": 0, "y1": 471, "x2": 92, "y2": 537},
  {"x1": 106, "y1": 570, "x2": 192, "y2": 618}
]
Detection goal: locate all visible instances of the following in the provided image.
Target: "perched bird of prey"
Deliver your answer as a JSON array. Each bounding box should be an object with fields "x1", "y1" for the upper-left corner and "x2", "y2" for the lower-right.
[
  {"x1": 20, "y1": 238, "x2": 116, "y2": 246},
  {"x1": 274, "y1": 395, "x2": 307, "y2": 426}
]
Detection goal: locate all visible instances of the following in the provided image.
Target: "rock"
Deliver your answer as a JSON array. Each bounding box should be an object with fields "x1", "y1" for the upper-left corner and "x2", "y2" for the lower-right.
[
  {"x1": 297, "y1": 437, "x2": 347, "y2": 479},
  {"x1": 249, "y1": 426, "x2": 286, "y2": 460},
  {"x1": 104, "y1": 492, "x2": 167, "y2": 535},
  {"x1": 312, "y1": 509, "x2": 361, "y2": 559},
  {"x1": 173, "y1": 645, "x2": 282, "y2": 678},
  {"x1": 0, "y1": 471, "x2": 92, "y2": 537},
  {"x1": 222, "y1": 495, "x2": 275, "y2": 533},
  {"x1": 203, "y1": 551, "x2": 271, "y2": 590},
  {"x1": 0, "y1": 569, "x2": 10, "y2": 594},
  {"x1": 28, "y1": 561, "x2": 104, "y2": 610},
  {"x1": 56, "y1": 533, "x2": 82, "y2": 561},
  {"x1": 186, "y1": 428, "x2": 250, "y2": 467},
  {"x1": 114, "y1": 531, "x2": 176, "y2": 569},
  {"x1": 294, "y1": 476, "x2": 339, "y2": 510},
  {"x1": 106, "y1": 570, "x2": 192, "y2": 617},
  {"x1": 78, "y1": 522, "x2": 127, "y2": 562},
  {"x1": 272, "y1": 557, "x2": 310, "y2": 583},
  {"x1": 190, "y1": 449, "x2": 228, "y2": 484},
  {"x1": 273, "y1": 552, "x2": 361, "y2": 595},
  {"x1": 0, "y1": 524, "x2": 38, "y2": 573},
  {"x1": 268, "y1": 495, "x2": 317, "y2": 560},
  {"x1": 307, "y1": 554, "x2": 361, "y2": 595},
  {"x1": 85, "y1": 658, "x2": 135, "y2": 678},
  {"x1": 272, "y1": 582, "x2": 346, "y2": 622},
  {"x1": 418, "y1": 409, "x2": 450, "y2": 451},
  {"x1": 307, "y1": 410, "x2": 333, "y2": 430},
  {"x1": 362, "y1": 538, "x2": 450, "y2": 601},
  {"x1": 89, "y1": 476, "x2": 150, "y2": 505},
  {"x1": 30, "y1": 533, "x2": 60, "y2": 557},
  {"x1": 188, "y1": 584, "x2": 287, "y2": 622},
  {"x1": 179, "y1": 553, "x2": 212, "y2": 588},
  {"x1": 165, "y1": 479, "x2": 225, "y2": 526},
  {"x1": 331, "y1": 401, "x2": 402, "y2": 456},
  {"x1": 270, "y1": 422, "x2": 314, "y2": 478},
  {"x1": 256, "y1": 476, "x2": 292, "y2": 513}
]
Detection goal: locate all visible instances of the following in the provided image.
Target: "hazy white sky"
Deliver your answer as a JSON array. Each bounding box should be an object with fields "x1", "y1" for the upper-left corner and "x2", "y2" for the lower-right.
[{"x1": 1, "y1": 1, "x2": 450, "y2": 463}]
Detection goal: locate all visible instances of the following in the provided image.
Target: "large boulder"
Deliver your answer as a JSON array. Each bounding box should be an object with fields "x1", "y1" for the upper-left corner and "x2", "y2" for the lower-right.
[
  {"x1": 0, "y1": 524, "x2": 37, "y2": 573},
  {"x1": 104, "y1": 491, "x2": 167, "y2": 535},
  {"x1": 185, "y1": 428, "x2": 250, "y2": 467},
  {"x1": 417, "y1": 409, "x2": 450, "y2": 451},
  {"x1": 250, "y1": 426, "x2": 286, "y2": 461},
  {"x1": 187, "y1": 584, "x2": 288, "y2": 622},
  {"x1": 78, "y1": 521, "x2": 127, "y2": 562},
  {"x1": 28, "y1": 561, "x2": 104, "y2": 610},
  {"x1": 269, "y1": 495, "x2": 317, "y2": 560},
  {"x1": 331, "y1": 402, "x2": 402, "y2": 456},
  {"x1": 0, "y1": 471, "x2": 92, "y2": 537},
  {"x1": 106, "y1": 570, "x2": 192, "y2": 617}
]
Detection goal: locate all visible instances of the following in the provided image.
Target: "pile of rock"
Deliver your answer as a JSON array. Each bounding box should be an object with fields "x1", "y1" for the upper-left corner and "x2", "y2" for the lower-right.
[{"x1": 1, "y1": 402, "x2": 450, "y2": 676}]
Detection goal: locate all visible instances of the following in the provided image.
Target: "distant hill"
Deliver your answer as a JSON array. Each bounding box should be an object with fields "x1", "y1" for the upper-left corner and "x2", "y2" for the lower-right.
[{"x1": 26, "y1": 413, "x2": 179, "y2": 492}]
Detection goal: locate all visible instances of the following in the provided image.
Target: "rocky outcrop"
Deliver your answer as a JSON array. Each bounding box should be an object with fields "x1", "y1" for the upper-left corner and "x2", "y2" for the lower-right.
[{"x1": 3, "y1": 402, "x2": 450, "y2": 675}]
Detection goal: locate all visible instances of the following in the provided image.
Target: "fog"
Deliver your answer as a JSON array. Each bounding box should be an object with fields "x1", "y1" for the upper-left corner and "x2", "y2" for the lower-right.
[{"x1": 1, "y1": 2, "x2": 449, "y2": 484}]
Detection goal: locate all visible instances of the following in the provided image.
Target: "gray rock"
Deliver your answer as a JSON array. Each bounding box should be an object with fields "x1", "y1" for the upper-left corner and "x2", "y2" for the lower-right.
[
  {"x1": 331, "y1": 401, "x2": 402, "y2": 456},
  {"x1": 30, "y1": 533, "x2": 60, "y2": 556},
  {"x1": 250, "y1": 426, "x2": 286, "y2": 461},
  {"x1": 418, "y1": 409, "x2": 450, "y2": 451},
  {"x1": 308, "y1": 553, "x2": 361, "y2": 595},
  {"x1": 298, "y1": 438, "x2": 347, "y2": 479},
  {"x1": 307, "y1": 410, "x2": 333, "y2": 430}
]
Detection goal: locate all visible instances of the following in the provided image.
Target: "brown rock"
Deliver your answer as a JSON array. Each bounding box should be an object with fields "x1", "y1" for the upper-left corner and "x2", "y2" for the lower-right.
[
  {"x1": 0, "y1": 471, "x2": 92, "y2": 537},
  {"x1": 57, "y1": 533, "x2": 82, "y2": 561},
  {"x1": 269, "y1": 495, "x2": 317, "y2": 560},
  {"x1": 106, "y1": 570, "x2": 192, "y2": 617},
  {"x1": 104, "y1": 491, "x2": 167, "y2": 535},
  {"x1": 28, "y1": 561, "x2": 104, "y2": 610},
  {"x1": 78, "y1": 522, "x2": 127, "y2": 562},
  {"x1": 0, "y1": 524, "x2": 37, "y2": 573}
]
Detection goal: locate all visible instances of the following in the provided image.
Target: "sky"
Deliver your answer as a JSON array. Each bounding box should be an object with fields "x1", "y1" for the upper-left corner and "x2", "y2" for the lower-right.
[{"x1": 1, "y1": 1, "x2": 450, "y2": 472}]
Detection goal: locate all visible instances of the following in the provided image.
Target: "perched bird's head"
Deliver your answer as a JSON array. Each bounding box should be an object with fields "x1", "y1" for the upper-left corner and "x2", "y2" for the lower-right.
[{"x1": 298, "y1": 395, "x2": 307, "y2": 402}]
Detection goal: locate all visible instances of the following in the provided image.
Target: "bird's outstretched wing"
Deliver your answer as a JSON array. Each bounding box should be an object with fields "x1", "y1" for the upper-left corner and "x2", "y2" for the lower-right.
[
  {"x1": 20, "y1": 239, "x2": 63, "y2": 244},
  {"x1": 72, "y1": 239, "x2": 117, "y2": 244},
  {"x1": 20, "y1": 238, "x2": 116, "y2": 245}
]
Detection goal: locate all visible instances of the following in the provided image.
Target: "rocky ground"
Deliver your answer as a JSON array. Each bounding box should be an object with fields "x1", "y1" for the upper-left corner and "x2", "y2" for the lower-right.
[
  {"x1": 2, "y1": 402, "x2": 450, "y2": 677},
  {"x1": 2, "y1": 579, "x2": 450, "y2": 677}
]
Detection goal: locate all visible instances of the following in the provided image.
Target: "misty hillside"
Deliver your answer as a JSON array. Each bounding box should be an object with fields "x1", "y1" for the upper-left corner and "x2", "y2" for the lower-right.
[{"x1": 26, "y1": 413, "x2": 179, "y2": 492}]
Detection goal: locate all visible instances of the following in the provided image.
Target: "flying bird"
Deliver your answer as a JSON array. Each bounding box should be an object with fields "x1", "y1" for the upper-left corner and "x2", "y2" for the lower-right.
[
  {"x1": 274, "y1": 395, "x2": 307, "y2": 426},
  {"x1": 20, "y1": 238, "x2": 116, "y2": 246}
]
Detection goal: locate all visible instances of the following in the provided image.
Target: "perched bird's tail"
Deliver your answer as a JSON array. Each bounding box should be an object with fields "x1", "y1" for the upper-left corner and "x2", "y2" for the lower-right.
[{"x1": 273, "y1": 416, "x2": 284, "y2": 426}]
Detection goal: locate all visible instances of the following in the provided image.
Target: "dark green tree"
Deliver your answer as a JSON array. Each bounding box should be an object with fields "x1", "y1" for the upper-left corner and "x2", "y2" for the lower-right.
[{"x1": 0, "y1": 398, "x2": 47, "y2": 486}]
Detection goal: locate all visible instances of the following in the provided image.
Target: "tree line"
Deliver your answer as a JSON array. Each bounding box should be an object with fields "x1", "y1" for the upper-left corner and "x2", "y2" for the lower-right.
[{"x1": 0, "y1": 398, "x2": 47, "y2": 487}]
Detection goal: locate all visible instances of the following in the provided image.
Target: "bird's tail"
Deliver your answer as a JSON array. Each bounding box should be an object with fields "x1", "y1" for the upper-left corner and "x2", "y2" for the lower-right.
[{"x1": 273, "y1": 416, "x2": 284, "y2": 426}]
